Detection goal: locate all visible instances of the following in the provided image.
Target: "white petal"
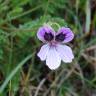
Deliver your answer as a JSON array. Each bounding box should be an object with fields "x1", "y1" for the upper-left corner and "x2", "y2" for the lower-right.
[
  {"x1": 37, "y1": 44, "x2": 50, "y2": 61},
  {"x1": 56, "y1": 44, "x2": 74, "y2": 63},
  {"x1": 46, "y1": 47, "x2": 61, "y2": 70}
]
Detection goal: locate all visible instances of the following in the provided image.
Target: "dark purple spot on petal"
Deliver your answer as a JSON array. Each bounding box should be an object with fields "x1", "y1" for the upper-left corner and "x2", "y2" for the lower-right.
[
  {"x1": 55, "y1": 33, "x2": 65, "y2": 42},
  {"x1": 44, "y1": 32, "x2": 54, "y2": 41}
]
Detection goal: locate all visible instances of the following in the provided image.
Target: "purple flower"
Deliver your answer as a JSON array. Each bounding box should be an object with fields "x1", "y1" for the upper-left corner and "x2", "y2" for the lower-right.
[{"x1": 37, "y1": 24, "x2": 74, "y2": 70}]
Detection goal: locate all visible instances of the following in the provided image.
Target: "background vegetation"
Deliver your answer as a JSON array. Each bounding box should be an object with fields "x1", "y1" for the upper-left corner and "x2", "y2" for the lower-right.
[{"x1": 0, "y1": 0, "x2": 96, "y2": 96}]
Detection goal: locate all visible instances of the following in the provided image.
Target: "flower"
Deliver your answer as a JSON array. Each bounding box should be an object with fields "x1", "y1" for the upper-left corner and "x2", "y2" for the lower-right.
[{"x1": 37, "y1": 24, "x2": 74, "y2": 70}]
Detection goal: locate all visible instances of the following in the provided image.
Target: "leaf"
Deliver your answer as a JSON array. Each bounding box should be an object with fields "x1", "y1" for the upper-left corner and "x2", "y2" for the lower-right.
[
  {"x1": 0, "y1": 54, "x2": 33, "y2": 93},
  {"x1": 7, "y1": 7, "x2": 23, "y2": 18}
]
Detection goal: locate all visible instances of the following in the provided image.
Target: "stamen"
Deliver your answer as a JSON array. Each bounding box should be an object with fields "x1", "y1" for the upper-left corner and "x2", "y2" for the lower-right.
[
  {"x1": 55, "y1": 33, "x2": 65, "y2": 42},
  {"x1": 44, "y1": 32, "x2": 54, "y2": 41}
]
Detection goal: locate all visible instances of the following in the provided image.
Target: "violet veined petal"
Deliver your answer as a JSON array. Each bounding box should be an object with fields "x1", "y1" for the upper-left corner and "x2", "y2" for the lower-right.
[
  {"x1": 57, "y1": 27, "x2": 74, "y2": 43},
  {"x1": 37, "y1": 44, "x2": 50, "y2": 61},
  {"x1": 46, "y1": 47, "x2": 61, "y2": 70},
  {"x1": 56, "y1": 44, "x2": 74, "y2": 63},
  {"x1": 37, "y1": 25, "x2": 55, "y2": 42}
]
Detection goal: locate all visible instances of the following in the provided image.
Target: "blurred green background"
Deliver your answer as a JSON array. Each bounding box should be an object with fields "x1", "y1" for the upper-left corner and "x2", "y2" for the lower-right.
[{"x1": 0, "y1": 0, "x2": 96, "y2": 96}]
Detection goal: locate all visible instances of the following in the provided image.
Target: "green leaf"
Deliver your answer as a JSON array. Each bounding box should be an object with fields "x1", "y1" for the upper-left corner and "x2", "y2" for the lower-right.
[
  {"x1": 0, "y1": 54, "x2": 33, "y2": 93},
  {"x1": 7, "y1": 7, "x2": 23, "y2": 18}
]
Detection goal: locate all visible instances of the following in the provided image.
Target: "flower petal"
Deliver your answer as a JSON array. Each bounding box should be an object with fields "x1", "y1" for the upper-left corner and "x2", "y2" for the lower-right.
[
  {"x1": 56, "y1": 44, "x2": 74, "y2": 63},
  {"x1": 37, "y1": 44, "x2": 50, "y2": 61},
  {"x1": 37, "y1": 25, "x2": 55, "y2": 42},
  {"x1": 46, "y1": 47, "x2": 61, "y2": 70},
  {"x1": 57, "y1": 27, "x2": 74, "y2": 43}
]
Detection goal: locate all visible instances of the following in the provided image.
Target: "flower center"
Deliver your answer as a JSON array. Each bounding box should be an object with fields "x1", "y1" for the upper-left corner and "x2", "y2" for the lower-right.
[
  {"x1": 55, "y1": 33, "x2": 65, "y2": 42},
  {"x1": 44, "y1": 32, "x2": 54, "y2": 41}
]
